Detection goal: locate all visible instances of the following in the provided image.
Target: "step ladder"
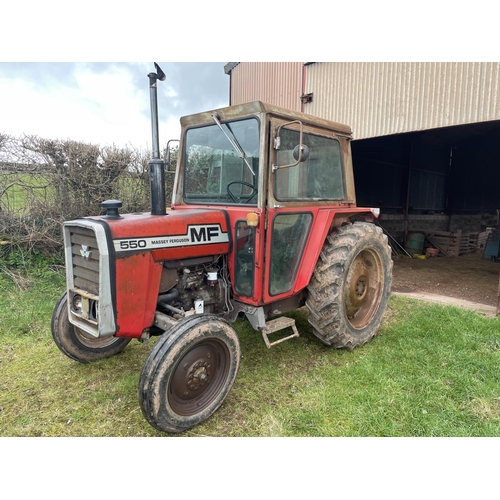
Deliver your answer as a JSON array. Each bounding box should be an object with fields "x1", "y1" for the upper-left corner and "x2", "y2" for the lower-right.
[{"x1": 261, "y1": 316, "x2": 299, "y2": 348}]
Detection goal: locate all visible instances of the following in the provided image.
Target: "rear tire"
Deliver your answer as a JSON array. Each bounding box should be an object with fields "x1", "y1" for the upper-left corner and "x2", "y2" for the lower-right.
[
  {"x1": 51, "y1": 292, "x2": 131, "y2": 363},
  {"x1": 306, "y1": 222, "x2": 393, "y2": 350},
  {"x1": 139, "y1": 314, "x2": 241, "y2": 433}
]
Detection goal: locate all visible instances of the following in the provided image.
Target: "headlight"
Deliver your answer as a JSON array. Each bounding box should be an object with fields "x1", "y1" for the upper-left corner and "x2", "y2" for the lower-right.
[{"x1": 71, "y1": 293, "x2": 83, "y2": 314}]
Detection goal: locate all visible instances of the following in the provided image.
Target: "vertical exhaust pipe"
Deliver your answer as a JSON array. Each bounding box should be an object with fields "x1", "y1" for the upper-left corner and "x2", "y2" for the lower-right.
[{"x1": 148, "y1": 62, "x2": 167, "y2": 216}]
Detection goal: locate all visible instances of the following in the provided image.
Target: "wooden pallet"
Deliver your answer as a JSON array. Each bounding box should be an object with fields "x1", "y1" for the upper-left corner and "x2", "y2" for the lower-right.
[{"x1": 460, "y1": 231, "x2": 479, "y2": 255}]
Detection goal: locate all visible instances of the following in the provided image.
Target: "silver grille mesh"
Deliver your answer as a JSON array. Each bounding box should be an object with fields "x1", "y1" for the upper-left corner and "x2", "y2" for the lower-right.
[{"x1": 69, "y1": 226, "x2": 100, "y2": 295}]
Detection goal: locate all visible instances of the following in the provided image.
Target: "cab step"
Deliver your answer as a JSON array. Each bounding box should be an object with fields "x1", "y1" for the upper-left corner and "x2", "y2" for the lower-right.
[{"x1": 261, "y1": 316, "x2": 299, "y2": 348}]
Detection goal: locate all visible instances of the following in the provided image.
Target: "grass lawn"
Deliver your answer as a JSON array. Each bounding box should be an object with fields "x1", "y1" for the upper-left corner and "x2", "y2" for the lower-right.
[
  {"x1": 1, "y1": 259, "x2": 500, "y2": 438},
  {"x1": 0, "y1": 172, "x2": 54, "y2": 213}
]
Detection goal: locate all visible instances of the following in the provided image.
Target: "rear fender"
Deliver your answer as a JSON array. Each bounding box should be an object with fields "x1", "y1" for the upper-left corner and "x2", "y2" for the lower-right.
[{"x1": 293, "y1": 207, "x2": 380, "y2": 293}]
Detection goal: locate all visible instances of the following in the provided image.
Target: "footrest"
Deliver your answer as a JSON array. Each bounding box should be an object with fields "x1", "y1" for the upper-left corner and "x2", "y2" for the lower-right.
[{"x1": 261, "y1": 316, "x2": 299, "y2": 348}]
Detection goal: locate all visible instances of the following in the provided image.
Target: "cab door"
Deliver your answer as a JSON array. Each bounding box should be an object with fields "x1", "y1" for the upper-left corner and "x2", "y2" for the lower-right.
[{"x1": 263, "y1": 119, "x2": 347, "y2": 304}]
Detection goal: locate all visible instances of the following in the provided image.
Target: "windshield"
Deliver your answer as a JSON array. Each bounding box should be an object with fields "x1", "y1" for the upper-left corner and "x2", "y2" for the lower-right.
[{"x1": 184, "y1": 117, "x2": 260, "y2": 204}]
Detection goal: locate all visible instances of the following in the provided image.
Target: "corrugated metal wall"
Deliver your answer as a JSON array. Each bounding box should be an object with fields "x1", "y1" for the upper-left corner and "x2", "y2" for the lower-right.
[
  {"x1": 305, "y1": 62, "x2": 500, "y2": 139},
  {"x1": 228, "y1": 62, "x2": 500, "y2": 140},
  {"x1": 228, "y1": 62, "x2": 303, "y2": 112}
]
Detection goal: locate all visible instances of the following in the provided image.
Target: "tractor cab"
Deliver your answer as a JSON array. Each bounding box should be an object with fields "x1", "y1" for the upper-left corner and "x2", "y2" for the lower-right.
[{"x1": 171, "y1": 101, "x2": 364, "y2": 315}]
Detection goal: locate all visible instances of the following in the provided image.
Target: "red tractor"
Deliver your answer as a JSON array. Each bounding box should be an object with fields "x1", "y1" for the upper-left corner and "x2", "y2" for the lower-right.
[{"x1": 51, "y1": 64, "x2": 393, "y2": 433}]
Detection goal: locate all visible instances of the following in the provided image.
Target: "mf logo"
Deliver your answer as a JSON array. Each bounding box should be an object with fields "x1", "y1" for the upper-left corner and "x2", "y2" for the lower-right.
[
  {"x1": 113, "y1": 224, "x2": 229, "y2": 253},
  {"x1": 80, "y1": 245, "x2": 92, "y2": 260},
  {"x1": 190, "y1": 225, "x2": 221, "y2": 242}
]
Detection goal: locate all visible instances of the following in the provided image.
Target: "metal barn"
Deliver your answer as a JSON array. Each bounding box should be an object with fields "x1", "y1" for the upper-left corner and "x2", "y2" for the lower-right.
[{"x1": 224, "y1": 62, "x2": 500, "y2": 255}]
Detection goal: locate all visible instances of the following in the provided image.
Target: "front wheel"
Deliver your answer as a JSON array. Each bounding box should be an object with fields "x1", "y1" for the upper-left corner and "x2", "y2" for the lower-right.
[
  {"x1": 51, "y1": 292, "x2": 131, "y2": 363},
  {"x1": 306, "y1": 222, "x2": 393, "y2": 350},
  {"x1": 139, "y1": 314, "x2": 241, "y2": 433}
]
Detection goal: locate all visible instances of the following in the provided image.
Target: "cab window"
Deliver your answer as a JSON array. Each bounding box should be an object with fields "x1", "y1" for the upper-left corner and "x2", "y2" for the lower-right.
[
  {"x1": 275, "y1": 128, "x2": 344, "y2": 201},
  {"x1": 184, "y1": 118, "x2": 259, "y2": 205}
]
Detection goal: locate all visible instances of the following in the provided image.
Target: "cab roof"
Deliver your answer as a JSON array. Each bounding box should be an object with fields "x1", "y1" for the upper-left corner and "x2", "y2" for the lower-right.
[{"x1": 180, "y1": 101, "x2": 352, "y2": 137}]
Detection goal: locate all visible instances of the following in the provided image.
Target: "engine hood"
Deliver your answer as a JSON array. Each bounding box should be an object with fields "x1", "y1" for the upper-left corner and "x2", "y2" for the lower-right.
[{"x1": 87, "y1": 208, "x2": 231, "y2": 261}]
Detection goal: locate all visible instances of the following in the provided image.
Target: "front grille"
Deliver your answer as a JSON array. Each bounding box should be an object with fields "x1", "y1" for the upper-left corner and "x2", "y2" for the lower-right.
[{"x1": 69, "y1": 226, "x2": 100, "y2": 296}]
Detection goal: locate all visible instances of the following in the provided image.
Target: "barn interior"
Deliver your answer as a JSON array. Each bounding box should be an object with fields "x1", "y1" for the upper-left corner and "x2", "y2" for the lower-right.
[{"x1": 351, "y1": 120, "x2": 500, "y2": 310}]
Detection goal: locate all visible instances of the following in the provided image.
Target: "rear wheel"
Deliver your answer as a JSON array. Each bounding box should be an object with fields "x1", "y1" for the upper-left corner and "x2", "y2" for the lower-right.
[
  {"x1": 51, "y1": 292, "x2": 131, "y2": 363},
  {"x1": 306, "y1": 222, "x2": 393, "y2": 350},
  {"x1": 139, "y1": 314, "x2": 241, "y2": 433}
]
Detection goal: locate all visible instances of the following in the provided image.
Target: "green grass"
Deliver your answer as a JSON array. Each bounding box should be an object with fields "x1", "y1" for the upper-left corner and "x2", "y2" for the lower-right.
[
  {"x1": 1, "y1": 258, "x2": 500, "y2": 437},
  {"x1": 0, "y1": 173, "x2": 54, "y2": 213}
]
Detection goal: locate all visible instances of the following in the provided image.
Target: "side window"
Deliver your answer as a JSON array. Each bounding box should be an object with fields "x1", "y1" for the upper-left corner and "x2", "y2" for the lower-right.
[
  {"x1": 275, "y1": 128, "x2": 345, "y2": 201},
  {"x1": 234, "y1": 221, "x2": 255, "y2": 296},
  {"x1": 269, "y1": 213, "x2": 312, "y2": 295}
]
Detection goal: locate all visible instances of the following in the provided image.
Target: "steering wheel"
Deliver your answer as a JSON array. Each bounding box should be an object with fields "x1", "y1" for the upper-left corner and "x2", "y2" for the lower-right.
[{"x1": 226, "y1": 181, "x2": 258, "y2": 204}]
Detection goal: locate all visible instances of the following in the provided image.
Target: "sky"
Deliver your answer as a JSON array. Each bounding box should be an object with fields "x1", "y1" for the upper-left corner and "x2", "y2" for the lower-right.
[
  {"x1": 0, "y1": 62, "x2": 230, "y2": 150},
  {"x1": 1, "y1": 2, "x2": 494, "y2": 154}
]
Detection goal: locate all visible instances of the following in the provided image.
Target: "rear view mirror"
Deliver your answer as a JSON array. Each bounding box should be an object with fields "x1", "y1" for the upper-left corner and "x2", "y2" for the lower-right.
[{"x1": 293, "y1": 144, "x2": 310, "y2": 162}]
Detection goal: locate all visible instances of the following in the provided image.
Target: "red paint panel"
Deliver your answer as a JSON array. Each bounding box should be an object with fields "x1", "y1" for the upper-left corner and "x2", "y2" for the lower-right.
[
  {"x1": 103, "y1": 208, "x2": 231, "y2": 338},
  {"x1": 114, "y1": 252, "x2": 163, "y2": 338}
]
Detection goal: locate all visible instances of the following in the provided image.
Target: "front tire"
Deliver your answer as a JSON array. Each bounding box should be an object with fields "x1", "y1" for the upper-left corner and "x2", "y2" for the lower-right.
[
  {"x1": 306, "y1": 222, "x2": 393, "y2": 350},
  {"x1": 51, "y1": 292, "x2": 131, "y2": 363},
  {"x1": 139, "y1": 314, "x2": 241, "y2": 434}
]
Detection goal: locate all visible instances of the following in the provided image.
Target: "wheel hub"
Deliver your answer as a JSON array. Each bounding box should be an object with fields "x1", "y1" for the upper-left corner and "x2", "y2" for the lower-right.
[
  {"x1": 188, "y1": 361, "x2": 211, "y2": 390},
  {"x1": 343, "y1": 247, "x2": 385, "y2": 329},
  {"x1": 168, "y1": 340, "x2": 230, "y2": 416},
  {"x1": 345, "y1": 259, "x2": 369, "y2": 317},
  {"x1": 354, "y1": 276, "x2": 367, "y2": 299}
]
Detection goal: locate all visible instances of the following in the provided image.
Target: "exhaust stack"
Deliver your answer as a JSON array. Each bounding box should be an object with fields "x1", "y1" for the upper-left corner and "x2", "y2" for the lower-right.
[{"x1": 148, "y1": 63, "x2": 167, "y2": 216}]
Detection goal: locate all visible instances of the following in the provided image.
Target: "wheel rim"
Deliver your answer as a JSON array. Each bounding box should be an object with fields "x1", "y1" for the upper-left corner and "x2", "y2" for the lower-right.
[
  {"x1": 344, "y1": 247, "x2": 384, "y2": 329},
  {"x1": 168, "y1": 338, "x2": 230, "y2": 416},
  {"x1": 74, "y1": 326, "x2": 119, "y2": 349}
]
